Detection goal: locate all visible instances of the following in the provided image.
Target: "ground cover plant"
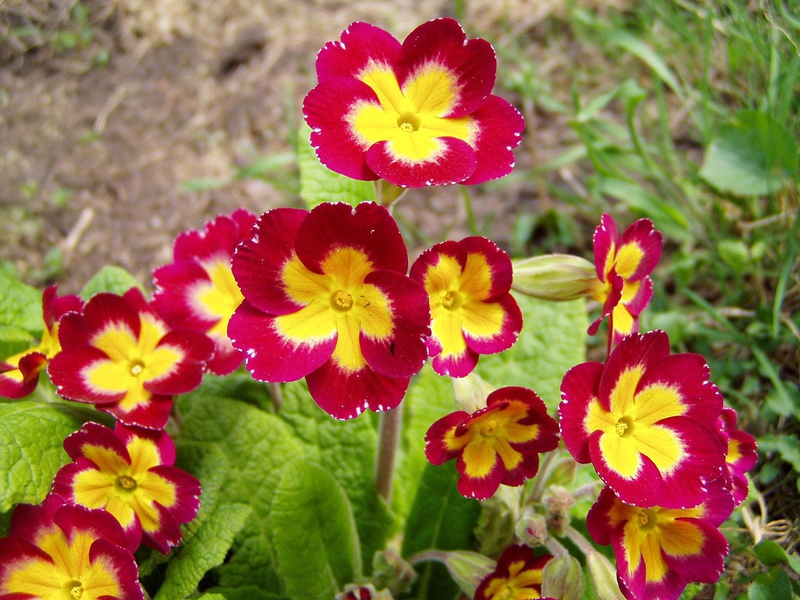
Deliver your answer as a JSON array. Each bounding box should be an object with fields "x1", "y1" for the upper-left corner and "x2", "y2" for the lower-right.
[{"x1": 0, "y1": 1, "x2": 798, "y2": 599}]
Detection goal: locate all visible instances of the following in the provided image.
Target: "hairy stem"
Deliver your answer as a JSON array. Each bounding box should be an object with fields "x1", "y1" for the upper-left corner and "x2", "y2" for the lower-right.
[{"x1": 374, "y1": 406, "x2": 403, "y2": 501}]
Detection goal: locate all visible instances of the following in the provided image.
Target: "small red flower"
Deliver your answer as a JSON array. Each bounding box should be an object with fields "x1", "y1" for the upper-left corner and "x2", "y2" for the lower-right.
[
  {"x1": 425, "y1": 386, "x2": 559, "y2": 500},
  {"x1": 0, "y1": 494, "x2": 144, "y2": 600},
  {"x1": 716, "y1": 406, "x2": 758, "y2": 505},
  {"x1": 410, "y1": 237, "x2": 522, "y2": 377},
  {"x1": 303, "y1": 19, "x2": 524, "y2": 188},
  {"x1": 0, "y1": 285, "x2": 83, "y2": 399},
  {"x1": 559, "y1": 330, "x2": 725, "y2": 509},
  {"x1": 48, "y1": 288, "x2": 214, "y2": 429},
  {"x1": 152, "y1": 208, "x2": 257, "y2": 375},
  {"x1": 475, "y1": 544, "x2": 553, "y2": 600},
  {"x1": 229, "y1": 202, "x2": 430, "y2": 419},
  {"x1": 52, "y1": 421, "x2": 201, "y2": 554},
  {"x1": 586, "y1": 480, "x2": 733, "y2": 600},
  {"x1": 587, "y1": 214, "x2": 662, "y2": 346}
]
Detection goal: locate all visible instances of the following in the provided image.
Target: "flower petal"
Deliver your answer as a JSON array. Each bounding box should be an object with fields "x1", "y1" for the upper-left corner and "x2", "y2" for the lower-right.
[
  {"x1": 315, "y1": 21, "x2": 403, "y2": 82},
  {"x1": 461, "y1": 95, "x2": 525, "y2": 185},
  {"x1": 366, "y1": 135, "x2": 476, "y2": 187}
]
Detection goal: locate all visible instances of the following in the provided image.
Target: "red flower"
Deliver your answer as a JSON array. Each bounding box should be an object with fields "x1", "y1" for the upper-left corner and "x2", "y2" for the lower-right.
[
  {"x1": 425, "y1": 386, "x2": 559, "y2": 500},
  {"x1": 475, "y1": 544, "x2": 553, "y2": 600},
  {"x1": 587, "y1": 214, "x2": 662, "y2": 346},
  {"x1": 410, "y1": 236, "x2": 522, "y2": 377},
  {"x1": 716, "y1": 406, "x2": 758, "y2": 505},
  {"x1": 0, "y1": 285, "x2": 83, "y2": 399},
  {"x1": 0, "y1": 494, "x2": 143, "y2": 600},
  {"x1": 586, "y1": 480, "x2": 733, "y2": 600},
  {"x1": 152, "y1": 208, "x2": 257, "y2": 375},
  {"x1": 303, "y1": 19, "x2": 524, "y2": 188},
  {"x1": 229, "y1": 202, "x2": 430, "y2": 419},
  {"x1": 52, "y1": 421, "x2": 201, "y2": 554},
  {"x1": 559, "y1": 330, "x2": 725, "y2": 509},
  {"x1": 48, "y1": 288, "x2": 214, "y2": 429}
]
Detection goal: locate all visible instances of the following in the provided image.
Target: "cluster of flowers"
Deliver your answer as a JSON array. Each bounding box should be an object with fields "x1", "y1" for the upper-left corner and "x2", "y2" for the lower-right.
[
  {"x1": 0, "y1": 16, "x2": 758, "y2": 600},
  {"x1": 0, "y1": 210, "x2": 259, "y2": 598}
]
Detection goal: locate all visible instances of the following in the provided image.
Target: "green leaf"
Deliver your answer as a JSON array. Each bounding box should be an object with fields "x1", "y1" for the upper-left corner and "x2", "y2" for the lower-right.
[
  {"x1": 278, "y1": 382, "x2": 393, "y2": 573},
  {"x1": 0, "y1": 401, "x2": 85, "y2": 511},
  {"x1": 402, "y1": 461, "x2": 481, "y2": 600},
  {"x1": 757, "y1": 434, "x2": 800, "y2": 473},
  {"x1": 0, "y1": 326, "x2": 35, "y2": 361},
  {"x1": 748, "y1": 568, "x2": 794, "y2": 600},
  {"x1": 271, "y1": 461, "x2": 362, "y2": 600},
  {"x1": 476, "y1": 294, "x2": 588, "y2": 411},
  {"x1": 753, "y1": 540, "x2": 790, "y2": 567},
  {"x1": 604, "y1": 30, "x2": 684, "y2": 99},
  {"x1": 208, "y1": 587, "x2": 291, "y2": 600},
  {"x1": 0, "y1": 270, "x2": 42, "y2": 337},
  {"x1": 298, "y1": 123, "x2": 376, "y2": 209},
  {"x1": 81, "y1": 265, "x2": 145, "y2": 300},
  {"x1": 176, "y1": 393, "x2": 309, "y2": 592},
  {"x1": 393, "y1": 364, "x2": 457, "y2": 521},
  {"x1": 700, "y1": 110, "x2": 799, "y2": 196}
]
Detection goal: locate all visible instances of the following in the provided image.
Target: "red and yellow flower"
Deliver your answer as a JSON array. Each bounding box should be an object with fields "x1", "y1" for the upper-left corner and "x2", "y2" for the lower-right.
[
  {"x1": 152, "y1": 208, "x2": 257, "y2": 375},
  {"x1": 587, "y1": 214, "x2": 662, "y2": 346},
  {"x1": 559, "y1": 330, "x2": 725, "y2": 509},
  {"x1": 0, "y1": 285, "x2": 83, "y2": 399},
  {"x1": 425, "y1": 386, "x2": 559, "y2": 500},
  {"x1": 229, "y1": 202, "x2": 430, "y2": 419},
  {"x1": 716, "y1": 406, "x2": 758, "y2": 506},
  {"x1": 0, "y1": 494, "x2": 143, "y2": 600},
  {"x1": 52, "y1": 421, "x2": 201, "y2": 554},
  {"x1": 410, "y1": 237, "x2": 522, "y2": 377},
  {"x1": 586, "y1": 481, "x2": 733, "y2": 600},
  {"x1": 303, "y1": 19, "x2": 525, "y2": 188},
  {"x1": 474, "y1": 544, "x2": 553, "y2": 600},
  {"x1": 48, "y1": 288, "x2": 214, "y2": 429}
]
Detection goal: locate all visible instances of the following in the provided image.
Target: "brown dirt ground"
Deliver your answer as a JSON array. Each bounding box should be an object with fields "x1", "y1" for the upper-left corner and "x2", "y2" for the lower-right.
[{"x1": 0, "y1": 0, "x2": 624, "y2": 295}]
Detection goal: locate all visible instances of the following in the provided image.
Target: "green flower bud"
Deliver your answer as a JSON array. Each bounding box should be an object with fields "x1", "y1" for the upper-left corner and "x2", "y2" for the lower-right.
[
  {"x1": 515, "y1": 506, "x2": 548, "y2": 547},
  {"x1": 543, "y1": 485, "x2": 575, "y2": 537},
  {"x1": 541, "y1": 554, "x2": 586, "y2": 600},
  {"x1": 372, "y1": 549, "x2": 416, "y2": 597},
  {"x1": 439, "y1": 551, "x2": 497, "y2": 598},
  {"x1": 475, "y1": 485, "x2": 521, "y2": 557},
  {"x1": 512, "y1": 254, "x2": 597, "y2": 302},
  {"x1": 452, "y1": 372, "x2": 495, "y2": 413},
  {"x1": 586, "y1": 550, "x2": 626, "y2": 600}
]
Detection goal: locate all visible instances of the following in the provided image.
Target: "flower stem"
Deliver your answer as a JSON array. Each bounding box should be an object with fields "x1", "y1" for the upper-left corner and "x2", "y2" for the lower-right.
[
  {"x1": 563, "y1": 524, "x2": 597, "y2": 557},
  {"x1": 374, "y1": 406, "x2": 403, "y2": 502}
]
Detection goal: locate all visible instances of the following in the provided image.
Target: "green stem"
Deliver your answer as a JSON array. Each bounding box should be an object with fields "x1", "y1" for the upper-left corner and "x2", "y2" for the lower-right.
[
  {"x1": 374, "y1": 406, "x2": 403, "y2": 502},
  {"x1": 461, "y1": 187, "x2": 479, "y2": 236},
  {"x1": 563, "y1": 524, "x2": 597, "y2": 557}
]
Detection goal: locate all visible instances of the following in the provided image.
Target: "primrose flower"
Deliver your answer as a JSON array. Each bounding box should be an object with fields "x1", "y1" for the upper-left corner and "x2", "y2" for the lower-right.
[
  {"x1": 229, "y1": 201, "x2": 430, "y2": 419},
  {"x1": 303, "y1": 18, "x2": 525, "y2": 188},
  {"x1": 48, "y1": 288, "x2": 214, "y2": 429},
  {"x1": 410, "y1": 236, "x2": 522, "y2": 377},
  {"x1": 0, "y1": 285, "x2": 83, "y2": 399},
  {"x1": 559, "y1": 330, "x2": 725, "y2": 509},
  {"x1": 716, "y1": 406, "x2": 758, "y2": 505},
  {"x1": 586, "y1": 481, "x2": 733, "y2": 600},
  {"x1": 587, "y1": 214, "x2": 662, "y2": 346},
  {"x1": 425, "y1": 386, "x2": 559, "y2": 500},
  {"x1": 474, "y1": 544, "x2": 554, "y2": 600},
  {"x1": 52, "y1": 421, "x2": 201, "y2": 554},
  {"x1": 152, "y1": 208, "x2": 257, "y2": 375},
  {"x1": 0, "y1": 494, "x2": 144, "y2": 600}
]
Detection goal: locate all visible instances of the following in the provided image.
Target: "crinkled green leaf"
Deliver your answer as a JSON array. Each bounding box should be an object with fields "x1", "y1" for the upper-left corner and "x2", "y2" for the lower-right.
[
  {"x1": 278, "y1": 381, "x2": 392, "y2": 573},
  {"x1": 176, "y1": 393, "x2": 309, "y2": 592},
  {"x1": 298, "y1": 123, "x2": 376, "y2": 209},
  {"x1": 402, "y1": 461, "x2": 481, "y2": 600},
  {"x1": 0, "y1": 270, "x2": 42, "y2": 336},
  {"x1": 392, "y1": 364, "x2": 456, "y2": 521},
  {"x1": 757, "y1": 434, "x2": 800, "y2": 474},
  {"x1": 0, "y1": 401, "x2": 85, "y2": 511},
  {"x1": 0, "y1": 326, "x2": 35, "y2": 361},
  {"x1": 271, "y1": 460, "x2": 361, "y2": 600},
  {"x1": 700, "y1": 110, "x2": 799, "y2": 196},
  {"x1": 477, "y1": 294, "x2": 588, "y2": 411},
  {"x1": 155, "y1": 503, "x2": 251, "y2": 600},
  {"x1": 207, "y1": 587, "x2": 291, "y2": 600},
  {"x1": 81, "y1": 265, "x2": 145, "y2": 300}
]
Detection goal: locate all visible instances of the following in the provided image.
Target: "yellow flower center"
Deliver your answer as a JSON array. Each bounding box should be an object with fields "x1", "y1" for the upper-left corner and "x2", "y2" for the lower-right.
[
  {"x1": 615, "y1": 415, "x2": 634, "y2": 438},
  {"x1": 66, "y1": 580, "x2": 84, "y2": 600},
  {"x1": 116, "y1": 474, "x2": 138, "y2": 492},
  {"x1": 397, "y1": 111, "x2": 421, "y2": 132},
  {"x1": 129, "y1": 359, "x2": 145, "y2": 376},
  {"x1": 332, "y1": 290, "x2": 354, "y2": 311},
  {"x1": 441, "y1": 290, "x2": 462, "y2": 310},
  {"x1": 637, "y1": 508, "x2": 658, "y2": 531},
  {"x1": 480, "y1": 419, "x2": 498, "y2": 437}
]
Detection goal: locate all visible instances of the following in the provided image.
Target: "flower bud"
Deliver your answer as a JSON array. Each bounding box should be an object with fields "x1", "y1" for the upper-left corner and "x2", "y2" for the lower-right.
[
  {"x1": 515, "y1": 506, "x2": 548, "y2": 547},
  {"x1": 336, "y1": 584, "x2": 393, "y2": 600},
  {"x1": 372, "y1": 549, "x2": 416, "y2": 597},
  {"x1": 512, "y1": 254, "x2": 597, "y2": 301},
  {"x1": 541, "y1": 554, "x2": 586, "y2": 600},
  {"x1": 586, "y1": 550, "x2": 626, "y2": 600},
  {"x1": 475, "y1": 485, "x2": 521, "y2": 556},
  {"x1": 452, "y1": 372, "x2": 495, "y2": 413},
  {"x1": 440, "y1": 551, "x2": 497, "y2": 598},
  {"x1": 543, "y1": 485, "x2": 575, "y2": 537}
]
